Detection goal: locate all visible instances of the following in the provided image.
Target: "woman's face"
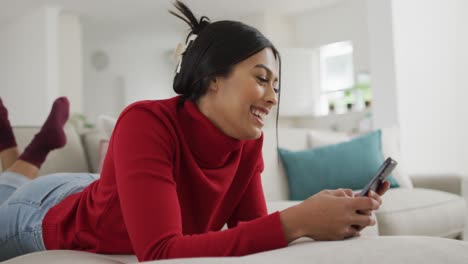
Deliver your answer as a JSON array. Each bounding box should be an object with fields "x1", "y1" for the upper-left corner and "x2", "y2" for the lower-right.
[{"x1": 198, "y1": 48, "x2": 279, "y2": 140}]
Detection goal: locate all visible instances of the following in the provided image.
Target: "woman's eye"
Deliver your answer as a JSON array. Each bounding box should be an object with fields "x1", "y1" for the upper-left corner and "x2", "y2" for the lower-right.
[{"x1": 257, "y1": 77, "x2": 279, "y2": 93}]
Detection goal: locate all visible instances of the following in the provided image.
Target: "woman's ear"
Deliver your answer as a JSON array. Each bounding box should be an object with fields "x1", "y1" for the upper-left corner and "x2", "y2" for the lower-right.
[{"x1": 207, "y1": 76, "x2": 219, "y2": 92}]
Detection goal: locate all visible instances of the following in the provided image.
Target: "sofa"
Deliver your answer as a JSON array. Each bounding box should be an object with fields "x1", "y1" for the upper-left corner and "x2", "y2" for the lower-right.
[{"x1": 3, "y1": 122, "x2": 468, "y2": 263}]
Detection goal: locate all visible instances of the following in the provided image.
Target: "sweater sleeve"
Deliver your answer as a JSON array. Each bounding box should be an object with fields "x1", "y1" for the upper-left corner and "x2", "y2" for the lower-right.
[
  {"x1": 112, "y1": 107, "x2": 288, "y2": 262},
  {"x1": 227, "y1": 158, "x2": 270, "y2": 228}
]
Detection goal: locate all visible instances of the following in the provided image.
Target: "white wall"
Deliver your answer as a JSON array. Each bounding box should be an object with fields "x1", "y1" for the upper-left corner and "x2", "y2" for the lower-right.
[
  {"x1": 59, "y1": 12, "x2": 83, "y2": 114},
  {"x1": 457, "y1": 0, "x2": 468, "y2": 175},
  {"x1": 236, "y1": 12, "x2": 294, "y2": 48},
  {"x1": 259, "y1": 12, "x2": 294, "y2": 48},
  {"x1": 366, "y1": 0, "x2": 399, "y2": 129},
  {"x1": 82, "y1": 22, "x2": 182, "y2": 123},
  {"x1": 277, "y1": 48, "x2": 319, "y2": 116},
  {"x1": 391, "y1": 0, "x2": 463, "y2": 175},
  {"x1": 0, "y1": 6, "x2": 61, "y2": 126},
  {"x1": 0, "y1": 6, "x2": 84, "y2": 125},
  {"x1": 292, "y1": 0, "x2": 370, "y2": 73},
  {"x1": 45, "y1": 6, "x2": 60, "y2": 110}
]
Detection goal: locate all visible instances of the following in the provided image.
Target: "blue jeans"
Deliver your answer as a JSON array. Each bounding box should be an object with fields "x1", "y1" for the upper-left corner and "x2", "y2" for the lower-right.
[{"x1": 0, "y1": 171, "x2": 98, "y2": 261}]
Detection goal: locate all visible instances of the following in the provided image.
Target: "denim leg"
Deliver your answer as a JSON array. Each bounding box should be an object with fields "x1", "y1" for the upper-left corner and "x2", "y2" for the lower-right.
[
  {"x1": 0, "y1": 171, "x2": 30, "y2": 206},
  {"x1": 0, "y1": 172, "x2": 98, "y2": 261},
  {"x1": 0, "y1": 227, "x2": 43, "y2": 262}
]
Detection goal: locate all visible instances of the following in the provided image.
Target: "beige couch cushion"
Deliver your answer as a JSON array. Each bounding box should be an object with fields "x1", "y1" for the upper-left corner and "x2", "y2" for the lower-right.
[
  {"x1": 376, "y1": 188, "x2": 467, "y2": 238},
  {"x1": 2, "y1": 250, "x2": 136, "y2": 264},
  {"x1": 262, "y1": 128, "x2": 310, "y2": 201},
  {"x1": 9, "y1": 123, "x2": 89, "y2": 175},
  {"x1": 306, "y1": 129, "x2": 351, "y2": 148},
  {"x1": 79, "y1": 115, "x2": 116, "y2": 173},
  {"x1": 81, "y1": 129, "x2": 107, "y2": 173},
  {"x1": 5, "y1": 236, "x2": 468, "y2": 264}
]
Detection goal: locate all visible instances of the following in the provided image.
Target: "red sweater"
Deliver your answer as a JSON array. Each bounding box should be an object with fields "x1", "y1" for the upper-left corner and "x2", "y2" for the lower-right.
[{"x1": 42, "y1": 96, "x2": 287, "y2": 261}]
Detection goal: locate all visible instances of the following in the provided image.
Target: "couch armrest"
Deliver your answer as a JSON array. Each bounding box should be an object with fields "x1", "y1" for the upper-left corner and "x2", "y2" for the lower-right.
[
  {"x1": 410, "y1": 174, "x2": 466, "y2": 195},
  {"x1": 411, "y1": 174, "x2": 468, "y2": 241}
]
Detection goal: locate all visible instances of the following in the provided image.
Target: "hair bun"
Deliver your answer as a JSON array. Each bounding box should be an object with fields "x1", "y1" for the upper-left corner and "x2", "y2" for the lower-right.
[
  {"x1": 193, "y1": 16, "x2": 210, "y2": 34},
  {"x1": 170, "y1": 1, "x2": 211, "y2": 36}
]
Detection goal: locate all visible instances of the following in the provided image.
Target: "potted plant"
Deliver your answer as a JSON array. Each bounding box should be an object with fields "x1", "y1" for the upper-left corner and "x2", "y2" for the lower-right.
[
  {"x1": 354, "y1": 73, "x2": 372, "y2": 108},
  {"x1": 70, "y1": 113, "x2": 95, "y2": 133},
  {"x1": 328, "y1": 100, "x2": 336, "y2": 113},
  {"x1": 355, "y1": 82, "x2": 372, "y2": 108},
  {"x1": 343, "y1": 89, "x2": 356, "y2": 111}
]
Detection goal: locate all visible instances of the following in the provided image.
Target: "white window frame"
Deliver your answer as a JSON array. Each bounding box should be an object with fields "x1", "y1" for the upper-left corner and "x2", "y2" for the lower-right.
[{"x1": 318, "y1": 41, "x2": 355, "y2": 115}]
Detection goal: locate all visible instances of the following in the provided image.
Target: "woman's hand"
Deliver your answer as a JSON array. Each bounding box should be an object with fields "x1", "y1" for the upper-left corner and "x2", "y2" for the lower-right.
[
  {"x1": 355, "y1": 180, "x2": 391, "y2": 217},
  {"x1": 280, "y1": 188, "x2": 379, "y2": 243},
  {"x1": 376, "y1": 180, "x2": 391, "y2": 196}
]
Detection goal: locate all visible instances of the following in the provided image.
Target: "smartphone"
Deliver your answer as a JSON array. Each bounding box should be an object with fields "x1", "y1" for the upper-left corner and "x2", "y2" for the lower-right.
[{"x1": 358, "y1": 157, "x2": 397, "y2": 197}]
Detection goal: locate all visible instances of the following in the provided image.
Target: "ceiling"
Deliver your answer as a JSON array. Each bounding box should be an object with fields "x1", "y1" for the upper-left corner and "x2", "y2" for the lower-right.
[{"x1": 0, "y1": 0, "x2": 345, "y2": 27}]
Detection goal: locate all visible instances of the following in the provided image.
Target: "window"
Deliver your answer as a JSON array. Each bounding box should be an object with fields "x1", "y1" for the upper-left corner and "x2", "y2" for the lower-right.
[{"x1": 317, "y1": 41, "x2": 355, "y2": 115}]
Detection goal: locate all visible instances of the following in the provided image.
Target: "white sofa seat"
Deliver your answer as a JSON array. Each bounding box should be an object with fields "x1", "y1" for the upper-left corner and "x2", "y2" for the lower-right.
[
  {"x1": 6, "y1": 236, "x2": 468, "y2": 264},
  {"x1": 377, "y1": 188, "x2": 467, "y2": 238}
]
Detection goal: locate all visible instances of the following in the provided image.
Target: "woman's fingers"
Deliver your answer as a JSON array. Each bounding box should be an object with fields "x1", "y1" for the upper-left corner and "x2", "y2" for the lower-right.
[
  {"x1": 342, "y1": 189, "x2": 354, "y2": 197},
  {"x1": 330, "y1": 188, "x2": 354, "y2": 197},
  {"x1": 347, "y1": 216, "x2": 375, "y2": 238},
  {"x1": 344, "y1": 226, "x2": 361, "y2": 239},
  {"x1": 377, "y1": 180, "x2": 391, "y2": 196},
  {"x1": 351, "y1": 214, "x2": 376, "y2": 228},
  {"x1": 367, "y1": 190, "x2": 382, "y2": 205},
  {"x1": 357, "y1": 209, "x2": 372, "y2": 215},
  {"x1": 351, "y1": 196, "x2": 380, "y2": 211},
  {"x1": 305, "y1": 187, "x2": 384, "y2": 241}
]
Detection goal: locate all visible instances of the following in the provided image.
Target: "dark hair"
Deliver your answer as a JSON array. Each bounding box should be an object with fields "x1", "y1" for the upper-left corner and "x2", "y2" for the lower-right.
[{"x1": 169, "y1": 0, "x2": 281, "y2": 103}]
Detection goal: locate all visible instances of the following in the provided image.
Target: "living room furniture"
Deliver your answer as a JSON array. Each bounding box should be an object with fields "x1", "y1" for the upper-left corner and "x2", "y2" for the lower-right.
[{"x1": 2, "y1": 123, "x2": 468, "y2": 263}]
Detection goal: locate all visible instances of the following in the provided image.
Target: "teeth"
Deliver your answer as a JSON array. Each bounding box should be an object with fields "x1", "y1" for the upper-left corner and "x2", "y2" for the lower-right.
[{"x1": 251, "y1": 107, "x2": 266, "y2": 120}]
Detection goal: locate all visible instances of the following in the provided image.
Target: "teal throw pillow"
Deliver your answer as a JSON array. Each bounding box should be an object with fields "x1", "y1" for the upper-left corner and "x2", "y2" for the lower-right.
[{"x1": 278, "y1": 130, "x2": 399, "y2": 200}]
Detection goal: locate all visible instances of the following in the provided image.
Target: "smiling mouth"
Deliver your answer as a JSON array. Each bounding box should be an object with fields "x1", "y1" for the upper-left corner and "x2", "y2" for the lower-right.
[{"x1": 250, "y1": 106, "x2": 268, "y2": 124}]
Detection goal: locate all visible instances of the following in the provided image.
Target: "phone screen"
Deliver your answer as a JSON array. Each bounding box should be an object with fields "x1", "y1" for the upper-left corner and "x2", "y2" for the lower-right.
[{"x1": 358, "y1": 157, "x2": 397, "y2": 197}]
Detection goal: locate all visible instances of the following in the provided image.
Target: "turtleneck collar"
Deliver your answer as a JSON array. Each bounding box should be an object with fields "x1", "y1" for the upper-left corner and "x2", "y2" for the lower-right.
[{"x1": 178, "y1": 98, "x2": 243, "y2": 168}]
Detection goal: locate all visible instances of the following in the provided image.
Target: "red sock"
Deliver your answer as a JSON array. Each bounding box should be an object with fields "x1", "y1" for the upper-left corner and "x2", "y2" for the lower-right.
[
  {"x1": 19, "y1": 97, "x2": 70, "y2": 168},
  {"x1": 0, "y1": 98, "x2": 17, "y2": 152}
]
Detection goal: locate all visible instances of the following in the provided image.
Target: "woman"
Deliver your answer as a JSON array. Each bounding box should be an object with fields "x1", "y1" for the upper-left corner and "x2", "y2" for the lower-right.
[{"x1": 0, "y1": 1, "x2": 389, "y2": 262}]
